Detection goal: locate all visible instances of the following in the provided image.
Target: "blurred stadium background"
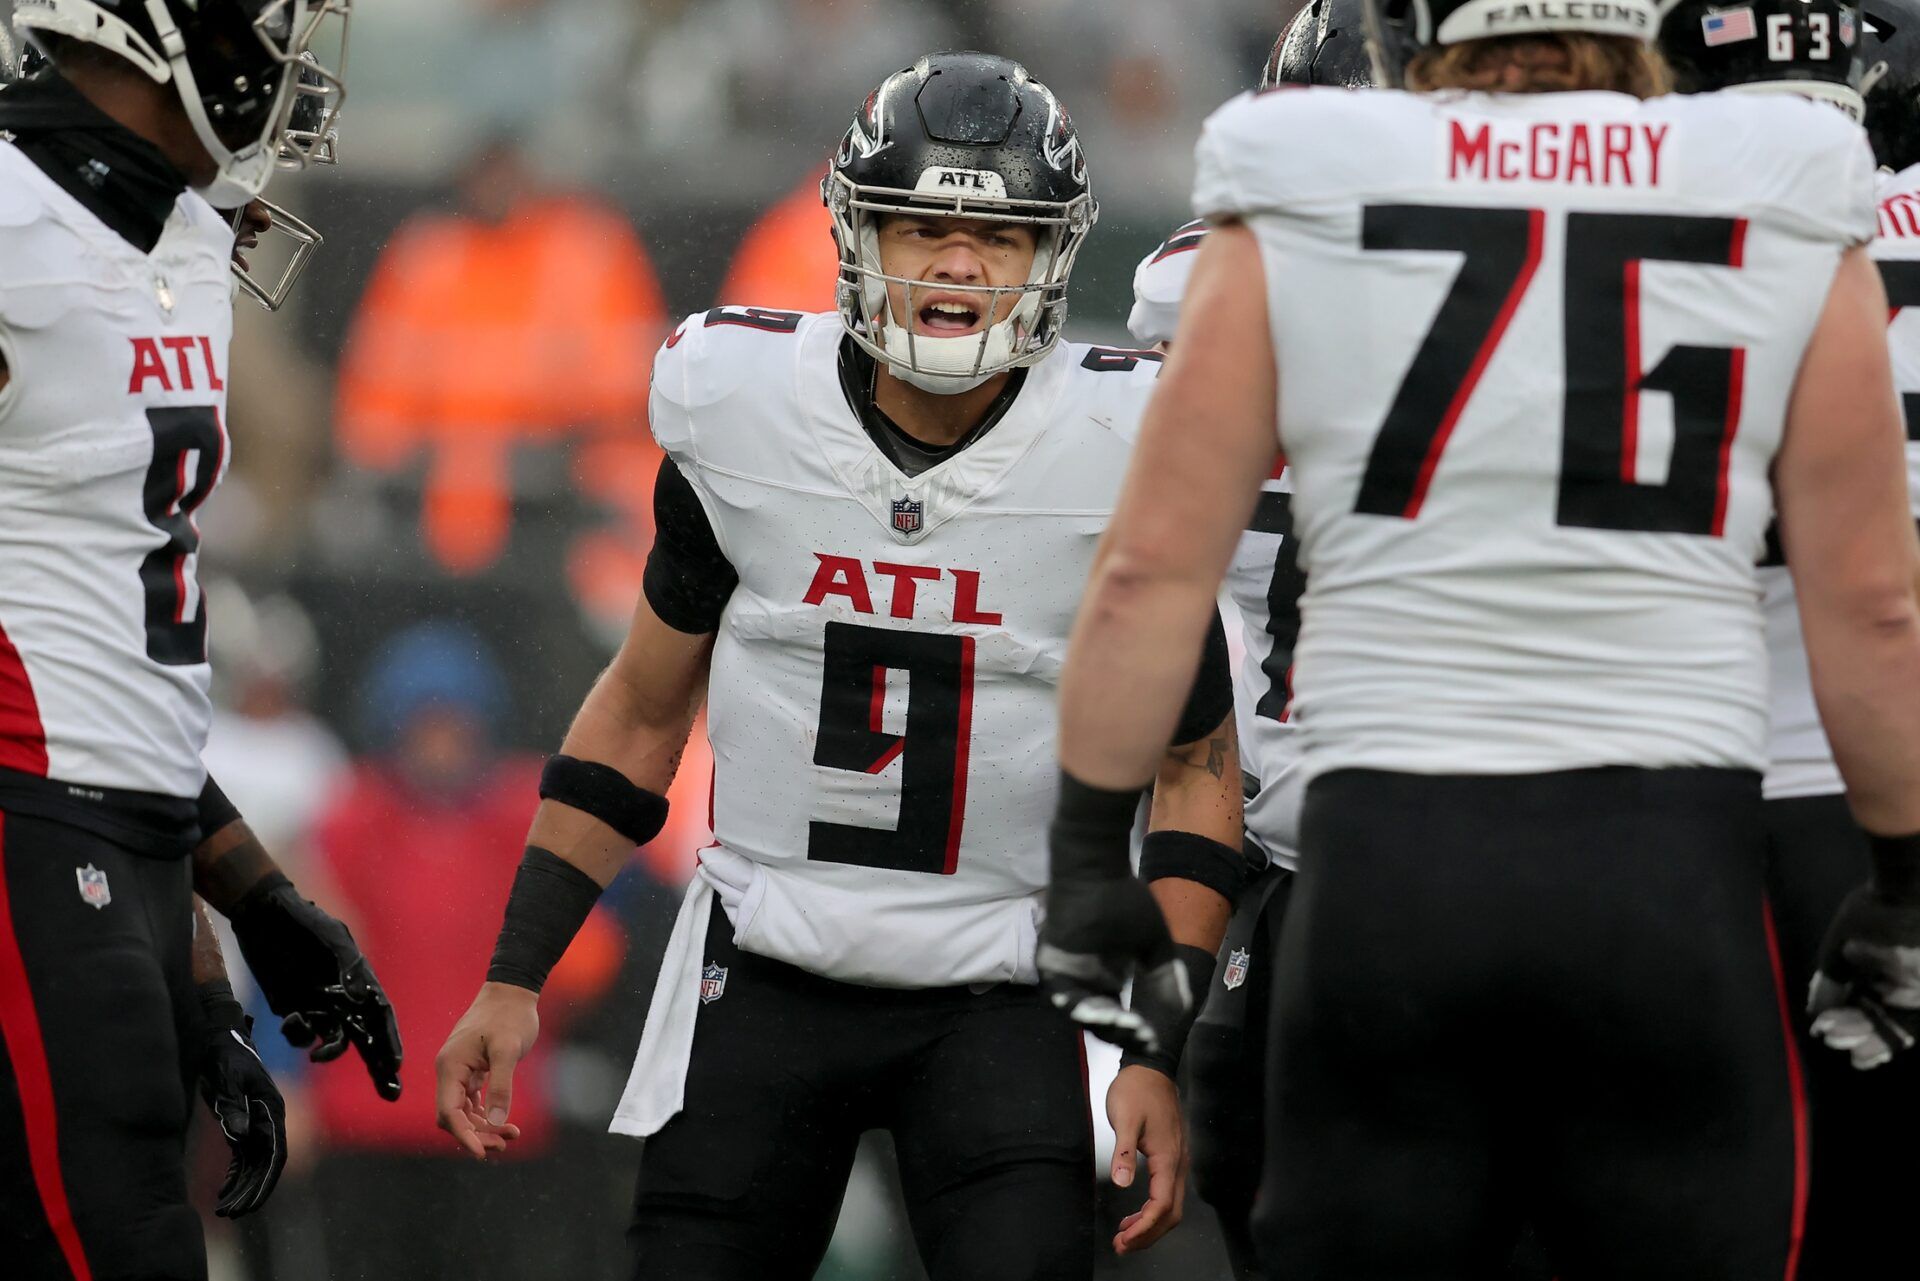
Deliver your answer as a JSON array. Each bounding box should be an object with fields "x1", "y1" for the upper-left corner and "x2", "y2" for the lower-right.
[{"x1": 183, "y1": 2, "x2": 1303, "y2": 1277}]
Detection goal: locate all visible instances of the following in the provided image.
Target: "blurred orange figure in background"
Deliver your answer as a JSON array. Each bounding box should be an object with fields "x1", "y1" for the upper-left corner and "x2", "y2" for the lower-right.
[
  {"x1": 335, "y1": 140, "x2": 668, "y2": 576},
  {"x1": 716, "y1": 171, "x2": 839, "y2": 314}
]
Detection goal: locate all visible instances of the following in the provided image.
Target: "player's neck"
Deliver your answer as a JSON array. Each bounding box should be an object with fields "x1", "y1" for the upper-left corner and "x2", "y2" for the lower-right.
[
  {"x1": 57, "y1": 62, "x2": 208, "y2": 189},
  {"x1": 872, "y1": 364, "x2": 1014, "y2": 449}
]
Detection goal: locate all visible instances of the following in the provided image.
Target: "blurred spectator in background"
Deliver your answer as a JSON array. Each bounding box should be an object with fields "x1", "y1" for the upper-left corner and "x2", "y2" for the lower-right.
[
  {"x1": 717, "y1": 170, "x2": 841, "y2": 313},
  {"x1": 198, "y1": 584, "x2": 349, "y2": 1281},
  {"x1": 306, "y1": 622, "x2": 624, "y2": 1279},
  {"x1": 333, "y1": 137, "x2": 667, "y2": 577}
]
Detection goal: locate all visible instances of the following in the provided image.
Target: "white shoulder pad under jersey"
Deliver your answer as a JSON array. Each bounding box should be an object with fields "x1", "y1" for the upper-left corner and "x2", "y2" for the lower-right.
[
  {"x1": 1761, "y1": 163, "x2": 1920, "y2": 799},
  {"x1": 1194, "y1": 87, "x2": 1874, "y2": 778},
  {"x1": 0, "y1": 142, "x2": 235, "y2": 798},
  {"x1": 649, "y1": 309, "x2": 1164, "y2": 987},
  {"x1": 1128, "y1": 221, "x2": 1209, "y2": 346}
]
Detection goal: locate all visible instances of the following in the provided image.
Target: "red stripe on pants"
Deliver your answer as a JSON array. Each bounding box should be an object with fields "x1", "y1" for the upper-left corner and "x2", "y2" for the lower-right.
[
  {"x1": 0, "y1": 812, "x2": 92, "y2": 1279},
  {"x1": 1762, "y1": 900, "x2": 1809, "y2": 1281}
]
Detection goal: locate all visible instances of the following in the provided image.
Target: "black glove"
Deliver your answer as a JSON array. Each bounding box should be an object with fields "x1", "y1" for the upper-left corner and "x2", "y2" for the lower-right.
[
  {"x1": 193, "y1": 980, "x2": 287, "y2": 1218},
  {"x1": 1808, "y1": 885, "x2": 1920, "y2": 1070},
  {"x1": 229, "y1": 873, "x2": 403, "y2": 1100},
  {"x1": 1039, "y1": 772, "x2": 1194, "y2": 1058},
  {"x1": 1040, "y1": 874, "x2": 1194, "y2": 1059}
]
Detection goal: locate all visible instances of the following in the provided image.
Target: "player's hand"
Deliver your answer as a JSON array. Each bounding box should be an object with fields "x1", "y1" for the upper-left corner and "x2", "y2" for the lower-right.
[
  {"x1": 193, "y1": 981, "x2": 288, "y2": 1219},
  {"x1": 1105, "y1": 1063, "x2": 1188, "y2": 1255},
  {"x1": 229, "y1": 874, "x2": 403, "y2": 1101},
  {"x1": 1039, "y1": 874, "x2": 1191, "y2": 1058},
  {"x1": 1808, "y1": 882, "x2": 1920, "y2": 1069},
  {"x1": 435, "y1": 982, "x2": 536, "y2": 1160}
]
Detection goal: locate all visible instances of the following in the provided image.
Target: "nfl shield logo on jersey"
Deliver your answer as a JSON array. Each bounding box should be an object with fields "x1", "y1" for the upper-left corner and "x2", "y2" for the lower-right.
[
  {"x1": 699, "y1": 962, "x2": 728, "y2": 1004},
  {"x1": 1223, "y1": 947, "x2": 1250, "y2": 991},
  {"x1": 75, "y1": 864, "x2": 111, "y2": 910},
  {"x1": 891, "y1": 496, "x2": 923, "y2": 535}
]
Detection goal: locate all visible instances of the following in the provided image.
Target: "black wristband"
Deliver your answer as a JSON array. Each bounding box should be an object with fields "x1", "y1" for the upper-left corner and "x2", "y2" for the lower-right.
[
  {"x1": 486, "y1": 846, "x2": 604, "y2": 994},
  {"x1": 197, "y1": 774, "x2": 243, "y2": 840},
  {"x1": 1120, "y1": 943, "x2": 1217, "y2": 1078},
  {"x1": 540, "y1": 755, "x2": 669, "y2": 848},
  {"x1": 1868, "y1": 831, "x2": 1920, "y2": 905},
  {"x1": 1050, "y1": 770, "x2": 1145, "y2": 884}
]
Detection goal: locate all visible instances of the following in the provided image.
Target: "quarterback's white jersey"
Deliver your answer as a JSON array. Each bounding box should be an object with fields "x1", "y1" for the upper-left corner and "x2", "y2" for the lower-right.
[
  {"x1": 1195, "y1": 87, "x2": 1875, "y2": 778},
  {"x1": 0, "y1": 143, "x2": 233, "y2": 799},
  {"x1": 653, "y1": 307, "x2": 1163, "y2": 988},
  {"x1": 1761, "y1": 163, "x2": 1920, "y2": 799},
  {"x1": 1132, "y1": 225, "x2": 1304, "y2": 865}
]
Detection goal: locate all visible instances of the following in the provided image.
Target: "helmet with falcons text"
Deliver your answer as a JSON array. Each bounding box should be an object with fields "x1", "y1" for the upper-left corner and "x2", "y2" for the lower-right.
[
  {"x1": 14, "y1": 0, "x2": 349, "y2": 206},
  {"x1": 1362, "y1": 0, "x2": 1659, "y2": 87},
  {"x1": 1863, "y1": 0, "x2": 1920, "y2": 170},
  {"x1": 1267, "y1": 0, "x2": 1376, "y2": 87},
  {"x1": 1660, "y1": 0, "x2": 1868, "y2": 119},
  {"x1": 822, "y1": 51, "x2": 1098, "y2": 395}
]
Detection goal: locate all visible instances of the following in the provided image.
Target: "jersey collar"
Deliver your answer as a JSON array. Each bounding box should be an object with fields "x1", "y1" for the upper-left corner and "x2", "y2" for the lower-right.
[{"x1": 0, "y1": 71, "x2": 190, "y2": 254}]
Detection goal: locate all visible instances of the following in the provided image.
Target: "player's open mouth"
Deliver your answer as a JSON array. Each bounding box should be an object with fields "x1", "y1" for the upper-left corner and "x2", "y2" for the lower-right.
[{"x1": 915, "y1": 294, "x2": 986, "y2": 336}]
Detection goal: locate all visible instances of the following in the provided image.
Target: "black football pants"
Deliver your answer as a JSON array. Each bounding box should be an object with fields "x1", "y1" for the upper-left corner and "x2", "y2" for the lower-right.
[
  {"x1": 1185, "y1": 862, "x2": 1289, "y2": 1281},
  {"x1": 0, "y1": 807, "x2": 203, "y2": 1281},
  {"x1": 1765, "y1": 792, "x2": 1919, "y2": 1281},
  {"x1": 628, "y1": 900, "x2": 1095, "y2": 1281},
  {"x1": 1255, "y1": 767, "x2": 1800, "y2": 1281}
]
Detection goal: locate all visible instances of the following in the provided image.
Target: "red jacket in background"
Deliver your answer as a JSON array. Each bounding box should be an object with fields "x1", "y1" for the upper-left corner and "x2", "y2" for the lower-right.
[{"x1": 310, "y1": 757, "x2": 595, "y2": 1155}]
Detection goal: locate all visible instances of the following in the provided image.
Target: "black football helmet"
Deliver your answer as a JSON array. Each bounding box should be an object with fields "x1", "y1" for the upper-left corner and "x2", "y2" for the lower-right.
[
  {"x1": 1267, "y1": 0, "x2": 1375, "y2": 88},
  {"x1": 1362, "y1": 0, "x2": 1659, "y2": 87},
  {"x1": 14, "y1": 0, "x2": 349, "y2": 205},
  {"x1": 1863, "y1": 0, "x2": 1920, "y2": 170},
  {"x1": 822, "y1": 51, "x2": 1097, "y2": 394},
  {"x1": 1661, "y1": 0, "x2": 1867, "y2": 119}
]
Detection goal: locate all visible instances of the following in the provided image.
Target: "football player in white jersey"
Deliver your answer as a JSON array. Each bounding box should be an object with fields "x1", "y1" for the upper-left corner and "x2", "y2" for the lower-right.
[
  {"x1": 0, "y1": 6, "x2": 399, "y2": 1277},
  {"x1": 434, "y1": 53, "x2": 1244, "y2": 1278},
  {"x1": 1043, "y1": 1, "x2": 1920, "y2": 1277},
  {"x1": 1660, "y1": 3, "x2": 1920, "y2": 1275},
  {"x1": 1127, "y1": 11, "x2": 1369, "y2": 1278}
]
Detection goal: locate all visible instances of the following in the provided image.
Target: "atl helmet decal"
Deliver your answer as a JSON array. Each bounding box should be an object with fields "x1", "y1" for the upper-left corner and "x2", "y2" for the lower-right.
[
  {"x1": 1039, "y1": 91, "x2": 1087, "y2": 185},
  {"x1": 838, "y1": 84, "x2": 890, "y2": 166}
]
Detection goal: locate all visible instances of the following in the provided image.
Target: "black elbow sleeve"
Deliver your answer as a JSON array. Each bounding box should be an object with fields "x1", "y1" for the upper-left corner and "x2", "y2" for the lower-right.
[{"x1": 1172, "y1": 612, "x2": 1234, "y2": 745}]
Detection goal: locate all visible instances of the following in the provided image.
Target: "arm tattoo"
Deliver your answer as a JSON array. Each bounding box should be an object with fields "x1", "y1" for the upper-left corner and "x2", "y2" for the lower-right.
[{"x1": 1165, "y1": 732, "x2": 1229, "y2": 782}]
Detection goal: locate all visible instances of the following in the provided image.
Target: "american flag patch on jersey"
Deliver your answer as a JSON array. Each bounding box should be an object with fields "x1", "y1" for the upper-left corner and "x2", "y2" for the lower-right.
[{"x1": 1702, "y1": 7, "x2": 1757, "y2": 45}]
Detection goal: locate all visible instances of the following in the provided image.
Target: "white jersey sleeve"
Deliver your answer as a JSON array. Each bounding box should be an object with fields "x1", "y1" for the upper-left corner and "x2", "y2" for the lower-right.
[
  {"x1": 1761, "y1": 162, "x2": 1920, "y2": 799},
  {"x1": 0, "y1": 144, "x2": 235, "y2": 798},
  {"x1": 1128, "y1": 221, "x2": 1209, "y2": 347},
  {"x1": 1196, "y1": 87, "x2": 1874, "y2": 779}
]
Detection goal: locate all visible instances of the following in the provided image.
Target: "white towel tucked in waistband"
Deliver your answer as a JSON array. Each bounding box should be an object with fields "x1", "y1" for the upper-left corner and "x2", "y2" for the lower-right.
[{"x1": 608, "y1": 876, "x2": 713, "y2": 1138}]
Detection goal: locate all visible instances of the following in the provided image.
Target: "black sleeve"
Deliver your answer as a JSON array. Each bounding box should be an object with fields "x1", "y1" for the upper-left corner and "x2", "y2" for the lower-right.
[
  {"x1": 1171, "y1": 610, "x2": 1234, "y2": 745},
  {"x1": 196, "y1": 773, "x2": 242, "y2": 838},
  {"x1": 643, "y1": 455, "x2": 738, "y2": 634}
]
